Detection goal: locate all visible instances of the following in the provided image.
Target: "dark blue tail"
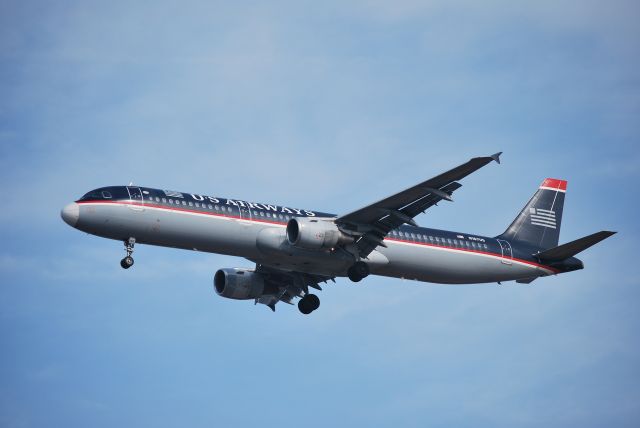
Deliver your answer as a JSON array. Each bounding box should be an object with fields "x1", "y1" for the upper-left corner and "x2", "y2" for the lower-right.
[{"x1": 497, "y1": 178, "x2": 567, "y2": 250}]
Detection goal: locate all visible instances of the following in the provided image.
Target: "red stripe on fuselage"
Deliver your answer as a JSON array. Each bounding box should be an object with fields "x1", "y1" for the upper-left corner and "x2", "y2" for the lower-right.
[
  {"x1": 77, "y1": 199, "x2": 286, "y2": 226},
  {"x1": 385, "y1": 237, "x2": 559, "y2": 273},
  {"x1": 77, "y1": 200, "x2": 560, "y2": 274}
]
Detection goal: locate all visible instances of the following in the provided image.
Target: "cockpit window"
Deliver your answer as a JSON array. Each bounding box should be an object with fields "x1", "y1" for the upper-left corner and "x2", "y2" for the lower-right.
[
  {"x1": 79, "y1": 186, "x2": 127, "y2": 201},
  {"x1": 80, "y1": 190, "x2": 103, "y2": 200}
]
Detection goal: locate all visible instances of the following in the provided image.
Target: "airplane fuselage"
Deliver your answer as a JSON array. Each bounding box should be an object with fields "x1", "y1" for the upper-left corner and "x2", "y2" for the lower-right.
[{"x1": 62, "y1": 185, "x2": 579, "y2": 285}]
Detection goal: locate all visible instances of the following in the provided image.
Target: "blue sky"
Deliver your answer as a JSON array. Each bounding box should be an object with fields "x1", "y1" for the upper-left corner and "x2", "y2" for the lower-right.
[{"x1": 1, "y1": 1, "x2": 639, "y2": 427}]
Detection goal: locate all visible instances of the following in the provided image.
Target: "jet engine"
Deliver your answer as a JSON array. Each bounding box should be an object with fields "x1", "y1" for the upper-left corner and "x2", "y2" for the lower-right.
[
  {"x1": 213, "y1": 268, "x2": 265, "y2": 300},
  {"x1": 286, "y1": 217, "x2": 353, "y2": 250}
]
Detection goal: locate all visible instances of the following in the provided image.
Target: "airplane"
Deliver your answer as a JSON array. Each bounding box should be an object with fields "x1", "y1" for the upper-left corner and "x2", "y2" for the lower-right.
[{"x1": 60, "y1": 153, "x2": 615, "y2": 314}]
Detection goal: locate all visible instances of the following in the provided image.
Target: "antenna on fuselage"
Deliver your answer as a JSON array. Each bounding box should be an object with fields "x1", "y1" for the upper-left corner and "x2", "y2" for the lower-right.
[{"x1": 128, "y1": 181, "x2": 134, "y2": 186}]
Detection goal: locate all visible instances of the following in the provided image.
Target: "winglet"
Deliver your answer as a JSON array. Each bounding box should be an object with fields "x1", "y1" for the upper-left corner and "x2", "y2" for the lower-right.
[{"x1": 491, "y1": 152, "x2": 502, "y2": 164}]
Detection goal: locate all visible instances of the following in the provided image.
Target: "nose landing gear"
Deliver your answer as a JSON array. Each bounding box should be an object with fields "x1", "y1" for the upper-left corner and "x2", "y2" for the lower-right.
[{"x1": 120, "y1": 238, "x2": 135, "y2": 269}]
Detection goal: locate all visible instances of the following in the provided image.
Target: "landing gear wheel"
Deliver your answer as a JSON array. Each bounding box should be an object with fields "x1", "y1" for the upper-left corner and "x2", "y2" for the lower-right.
[
  {"x1": 298, "y1": 293, "x2": 320, "y2": 315},
  {"x1": 306, "y1": 294, "x2": 320, "y2": 311},
  {"x1": 120, "y1": 256, "x2": 134, "y2": 269},
  {"x1": 347, "y1": 261, "x2": 369, "y2": 282},
  {"x1": 348, "y1": 269, "x2": 363, "y2": 282},
  {"x1": 120, "y1": 237, "x2": 136, "y2": 269}
]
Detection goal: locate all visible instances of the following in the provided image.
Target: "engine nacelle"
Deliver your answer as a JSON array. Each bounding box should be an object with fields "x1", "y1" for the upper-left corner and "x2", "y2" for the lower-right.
[
  {"x1": 286, "y1": 217, "x2": 352, "y2": 250},
  {"x1": 213, "y1": 268, "x2": 265, "y2": 300}
]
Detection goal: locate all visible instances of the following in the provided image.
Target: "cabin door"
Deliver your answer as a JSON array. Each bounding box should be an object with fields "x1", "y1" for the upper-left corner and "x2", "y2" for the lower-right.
[
  {"x1": 126, "y1": 186, "x2": 145, "y2": 211},
  {"x1": 497, "y1": 239, "x2": 513, "y2": 265}
]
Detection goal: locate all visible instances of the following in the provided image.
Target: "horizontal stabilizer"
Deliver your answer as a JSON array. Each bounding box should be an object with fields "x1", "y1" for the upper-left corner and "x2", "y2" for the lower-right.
[{"x1": 534, "y1": 231, "x2": 616, "y2": 262}]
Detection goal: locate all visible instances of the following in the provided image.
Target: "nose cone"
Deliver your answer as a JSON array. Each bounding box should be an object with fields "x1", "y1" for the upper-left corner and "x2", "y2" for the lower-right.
[{"x1": 61, "y1": 202, "x2": 79, "y2": 227}]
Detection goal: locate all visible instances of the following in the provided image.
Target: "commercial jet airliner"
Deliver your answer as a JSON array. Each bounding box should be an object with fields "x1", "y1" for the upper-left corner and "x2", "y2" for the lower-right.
[{"x1": 61, "y1": 153, "x2": 615, "y2": 314}]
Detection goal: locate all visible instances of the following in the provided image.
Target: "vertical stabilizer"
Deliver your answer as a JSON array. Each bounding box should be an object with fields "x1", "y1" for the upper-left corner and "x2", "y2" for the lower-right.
[{"x1": 497, "y1": 178, "x2": 566, "y2": 250}]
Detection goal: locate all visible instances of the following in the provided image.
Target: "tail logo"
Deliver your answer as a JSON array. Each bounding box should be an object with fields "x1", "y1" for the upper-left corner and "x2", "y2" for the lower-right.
[{"x1": 529, "y1": 208, "x2": 556, "y2": 229}]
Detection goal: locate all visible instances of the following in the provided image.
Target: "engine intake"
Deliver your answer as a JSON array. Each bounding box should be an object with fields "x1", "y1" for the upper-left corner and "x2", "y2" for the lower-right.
[
  {"x1": 286, "y1": 217, "x2": 352, "y2": 250},
  {"x1": 214, "y1": 268, "x2": 265, "y2": 300}
]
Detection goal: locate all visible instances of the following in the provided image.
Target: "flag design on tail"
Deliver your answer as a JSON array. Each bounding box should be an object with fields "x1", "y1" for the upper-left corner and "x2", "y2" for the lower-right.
[
  {"x1": 530, "y1": 208, "x2": 557, "y2": 229},
  {"x1": 497, "y1": 178, "x2": 567, "y2": 250}
]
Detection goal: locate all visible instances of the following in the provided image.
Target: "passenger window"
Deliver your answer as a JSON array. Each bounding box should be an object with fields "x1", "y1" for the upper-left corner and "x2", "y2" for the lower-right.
[
  {"x1": 195, "y1": 202, "x2": 200, "y2": 207},
  {"x1": 101, "y1": 191, "x2": 112, "y2": 199},
  {"x1": 169, "y1": 199, "x2": 174, "y2": 204},
  {"x1": 162, "y1": 198, "x2": 166, "y2": 203},
  {"x1": 208, "y1": 204, "x2": 212, "y2": 209},
  {"x1": 188, "y1": 201, "x2": 194, "y2": 207}
]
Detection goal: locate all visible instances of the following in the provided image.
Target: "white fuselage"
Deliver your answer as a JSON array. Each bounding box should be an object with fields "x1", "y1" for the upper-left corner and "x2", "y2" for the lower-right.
[{"x1": 68, "y1": 198, "x2": 557, "y2": 284}]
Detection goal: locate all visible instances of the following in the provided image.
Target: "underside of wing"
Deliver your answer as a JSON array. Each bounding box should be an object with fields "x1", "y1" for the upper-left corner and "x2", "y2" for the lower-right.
[{"x1": 253, "y1": 264, "x2": 335, "y2": 311}]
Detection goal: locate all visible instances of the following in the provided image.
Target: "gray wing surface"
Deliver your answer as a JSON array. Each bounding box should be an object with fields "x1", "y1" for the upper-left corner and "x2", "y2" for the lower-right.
[
  {"x1": 253, "y1": 264, "x2": 334, "y2": 311},
  {"x1": 336, "y1": 152, "x2": 502, "y2": 258}
]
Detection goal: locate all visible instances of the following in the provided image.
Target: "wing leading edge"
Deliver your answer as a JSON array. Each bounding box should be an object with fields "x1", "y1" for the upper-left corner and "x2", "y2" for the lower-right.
[{"x1": 335, "y1": 152, "x2": 502, "y2": 258}]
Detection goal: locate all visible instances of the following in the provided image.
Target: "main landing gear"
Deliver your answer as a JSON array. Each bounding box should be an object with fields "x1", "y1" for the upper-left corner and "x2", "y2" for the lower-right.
[
  {"x1": 298, "y1": 293, "x2": 320, "y2": 315},
  {"x1": 347, "y1": 261, "x2": 369, "y2": 282},
  {"x1": 120, "y1": 238, "x2": 135, "y2": 269}
]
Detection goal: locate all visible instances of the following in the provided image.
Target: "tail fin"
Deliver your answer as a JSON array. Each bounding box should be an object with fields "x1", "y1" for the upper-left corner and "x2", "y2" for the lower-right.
[{"x1": 497, "y1": 178, "x2": 567, "y2": 250}]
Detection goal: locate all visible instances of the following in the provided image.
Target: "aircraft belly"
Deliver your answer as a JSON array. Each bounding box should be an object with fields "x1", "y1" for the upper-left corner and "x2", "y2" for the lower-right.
[
  {"x1": 141, "y1": 210, "x2": 259, "y2": 256},
  {"x1": 376, "y1": 241, "x2": 540, "y2": 284},
  {"x1": 77, "y1": 204, "x2": 260, "y2": 257}
]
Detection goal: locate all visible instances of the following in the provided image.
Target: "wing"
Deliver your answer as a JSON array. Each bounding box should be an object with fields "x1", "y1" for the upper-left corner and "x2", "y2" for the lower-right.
[
  {"x1": 336, "y1": 152, "x2": 502, "y2": 258},
  {"x1": 253, "y1": 264, "x2": 335, "y2": 311}
]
